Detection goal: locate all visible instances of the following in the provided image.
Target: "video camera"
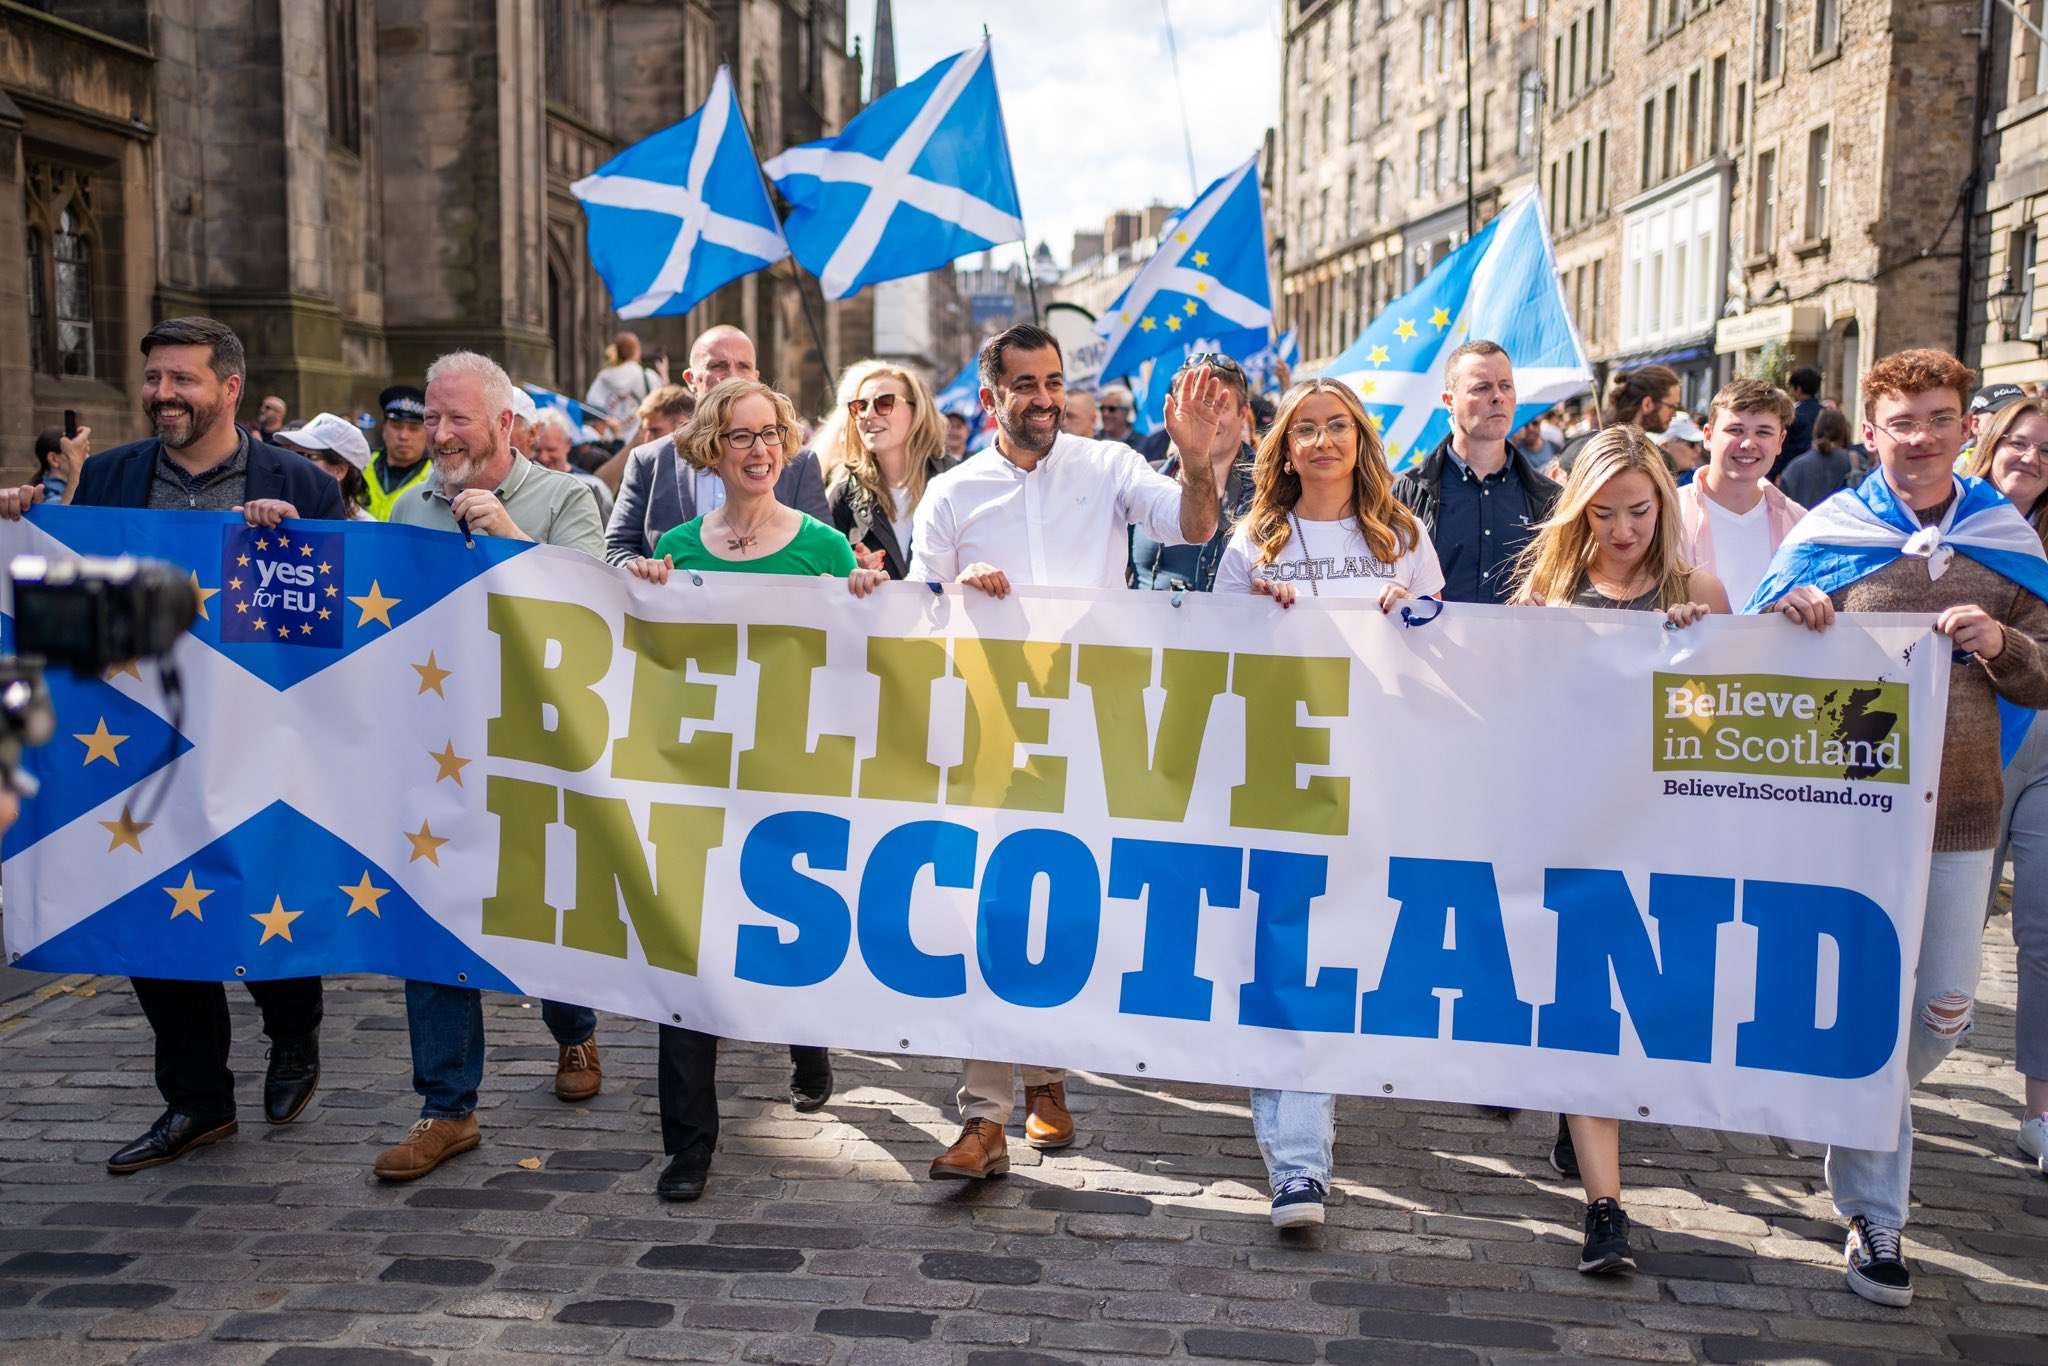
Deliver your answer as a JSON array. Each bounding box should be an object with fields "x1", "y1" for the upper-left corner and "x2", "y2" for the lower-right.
[{"x1": 1, "y1": 555, "x2": 199, "y2": 794}]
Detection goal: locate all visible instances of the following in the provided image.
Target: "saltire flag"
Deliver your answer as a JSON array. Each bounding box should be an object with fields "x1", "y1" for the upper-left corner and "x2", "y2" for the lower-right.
[
  {"x1": 519, "y1": 383, "x2": 603, "y2": 443},
  {"x1": 1094, "y1": 155, "x2": 1274, "y2": 385},
  {"x1": 0, "y1": 508, "x2": 531, "y2": 989},
  {"x1": 1243, "y1": 328, "x2": 1300, "y2": 396},
  {"x1": 764, "y1": 41, "x2": 1025, "y2": 301},
  {"x1": 935, "y1": 357, "x2": 997, "y2": 452},
  {"x1": 1126, "y1": 327, "x2": 1271, "y2": 435},
  {"x1": 1323, "y1": 190, "x2": 1590, "y2": 474},
  {"x1": 571, "y1": 66, "x2": 790, "y2": 319}
]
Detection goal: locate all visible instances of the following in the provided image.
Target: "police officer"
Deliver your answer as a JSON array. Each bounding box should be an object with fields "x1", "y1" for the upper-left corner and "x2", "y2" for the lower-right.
[{"x1": 365, "y1": 384, "x2": 431, "y2": 520}]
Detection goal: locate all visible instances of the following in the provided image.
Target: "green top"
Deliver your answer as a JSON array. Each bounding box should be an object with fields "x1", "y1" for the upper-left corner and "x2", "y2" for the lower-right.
[{"x1": 655, "y1": 511, "x2": 858, "y2": 578}]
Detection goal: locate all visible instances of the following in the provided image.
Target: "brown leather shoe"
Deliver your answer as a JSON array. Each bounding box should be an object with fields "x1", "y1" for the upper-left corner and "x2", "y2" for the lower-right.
[
  {"x1": 929, "y1": 1118, "x2": 1010, "y2": 1180},
  {"x1": 554, "y1": 1035, "x2": 601, "y2": 1102},
  {"x1": 373, "y1": 1116, "x2": 480, "y2": 1182},
  {"x1": 1023, "y1": 1081, "x2": 1074, "y2": 1150}
]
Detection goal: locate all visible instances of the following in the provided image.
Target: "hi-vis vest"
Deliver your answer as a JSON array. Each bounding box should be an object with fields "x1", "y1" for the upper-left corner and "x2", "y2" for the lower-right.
[{"x1": 364, "y1": 454, "x2": 432, "y2": 522}]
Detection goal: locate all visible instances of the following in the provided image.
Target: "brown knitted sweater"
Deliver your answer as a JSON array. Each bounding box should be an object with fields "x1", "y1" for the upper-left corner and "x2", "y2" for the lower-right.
[{"x1": 1830, "y1": 555, "x2": 2048, "y2": 850}]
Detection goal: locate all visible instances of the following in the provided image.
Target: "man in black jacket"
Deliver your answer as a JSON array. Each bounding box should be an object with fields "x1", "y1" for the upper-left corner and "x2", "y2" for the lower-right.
[
  {"x1": 1392, "y1": 339, "x2": 1560, "y2": 604},
  {"x1": 0, "y1": 316, "x2": 342, "y2": 1174}
]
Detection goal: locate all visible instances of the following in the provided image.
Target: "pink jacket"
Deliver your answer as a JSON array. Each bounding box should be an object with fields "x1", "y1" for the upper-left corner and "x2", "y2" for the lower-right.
[{"x1": 1677, "y1": 478, "x2": 1806, "y2": 578}]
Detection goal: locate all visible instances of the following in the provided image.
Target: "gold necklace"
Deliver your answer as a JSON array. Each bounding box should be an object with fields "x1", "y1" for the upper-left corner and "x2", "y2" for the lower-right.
[{"x1": 721, "y1": 504, "x2": 777, "y2": 551}]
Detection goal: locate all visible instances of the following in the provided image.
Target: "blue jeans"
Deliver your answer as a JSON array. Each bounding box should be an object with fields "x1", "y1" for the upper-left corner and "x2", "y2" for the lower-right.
[
  {"x1": 1250, "y1": 1088, "x2": 1334, "y2": 1187},
  {"x1": 1826, "y1": 848, "x2": 1995, "y2": 1230},
  {"x1": 405, "y1": 981, "x2": 597, "y2": 1120}
]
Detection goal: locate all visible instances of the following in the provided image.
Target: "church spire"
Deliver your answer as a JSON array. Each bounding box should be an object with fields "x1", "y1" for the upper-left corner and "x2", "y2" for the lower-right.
[{"x1": 871, "y1": 0, "x2": 898, "y2": 98}]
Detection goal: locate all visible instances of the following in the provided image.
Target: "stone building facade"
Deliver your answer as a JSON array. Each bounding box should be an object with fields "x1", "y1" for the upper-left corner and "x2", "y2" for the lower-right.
[
  {"x1": 1973, "y1": 2, "x2": 2048, "y2": 390},
  {"x1": 1276, "y1": 0, "x2": 1546, "y2": 371},
  {"x1": 0, "y1": 0, "x2": 870, "y2": 470}
]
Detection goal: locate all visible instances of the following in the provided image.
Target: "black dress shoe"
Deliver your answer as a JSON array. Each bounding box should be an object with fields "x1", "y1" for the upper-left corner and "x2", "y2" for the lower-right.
[
  {"x1": 656, "y1": 1155, "x2": 708, "y2": 1202},
  {"x1": 264, "y1": 1032, "x2": 320, "y2": 1125},
  {"x1": 107, "y1": 1109, "x2": 237, "y2": 1175},
  {"x1": 790, "y1": 1052, "x2": 833, "y2": 1113}
]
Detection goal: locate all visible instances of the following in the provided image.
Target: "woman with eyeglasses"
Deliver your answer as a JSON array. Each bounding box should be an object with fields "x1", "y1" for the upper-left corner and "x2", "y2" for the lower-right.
[
  {"x1": 1511, "y1": 425, "x2": 1726, "y2": 1277},
  {"x1": 623, "y1": 378, "x2": 882, "y2": 1205},
  {"x1": 1966, "y1": 395, "x2": 2048, "y2": 1178},
  {"x1": 826, "y1": 363, "x2": 955, "y2": 579},
  {"x1": 1211, "y1": 379, "x2": 1442, "y2": 1235}
]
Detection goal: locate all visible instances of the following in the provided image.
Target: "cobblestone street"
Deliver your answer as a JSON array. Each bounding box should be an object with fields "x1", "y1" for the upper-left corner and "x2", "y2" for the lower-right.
[{"x1": 0, "y1": 919, "x2": 2044, "y2": 1366}]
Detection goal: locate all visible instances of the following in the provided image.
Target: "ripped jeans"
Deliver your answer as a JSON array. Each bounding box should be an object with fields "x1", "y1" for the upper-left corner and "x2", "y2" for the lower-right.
[{"x1": 1826, "y1": 847, "x2": 1996, "y2": 1231}]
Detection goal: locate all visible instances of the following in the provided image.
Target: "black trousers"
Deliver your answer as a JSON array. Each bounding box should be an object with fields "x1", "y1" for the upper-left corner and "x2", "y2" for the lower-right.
[
  {"x1": 130, "y1": 976, "x2": 323, "y2": 1121},
  {"x1": 656, "y1": 1025, "x2": 827, "y2": 1167}
]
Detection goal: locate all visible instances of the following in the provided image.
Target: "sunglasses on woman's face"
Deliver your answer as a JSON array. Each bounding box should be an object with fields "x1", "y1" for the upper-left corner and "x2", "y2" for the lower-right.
[
  {"x1": 311, "y1": 451, "x2": 350, "y2": 469},
  {"x1": 848, "y1": 393, "x2": 909, "y2": 419}
]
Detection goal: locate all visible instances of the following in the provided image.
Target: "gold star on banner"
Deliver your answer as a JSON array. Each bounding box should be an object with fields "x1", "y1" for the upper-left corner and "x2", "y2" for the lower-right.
[
  {"x1": 406, "y1": 819, "x2": 448, "y2": 865},
  {"x1": 1195, "y1": 280, "x2": 1209, "y2": 294},
  {"x1": 276, "y1": 625, "x2": 291, "y2": 640},
  {"x1": 1368, "y1": 344, "x2": 1390, "y2": 367},
  {"x1": 1430, "y1": 307, "x2": 1451, "y2": 330},
  {"x1": 251, "y1": 896, "x2": 302, "y2": 945},
  {"x1": 1183, "y1": 300, "x2": 1199, "y2": 315},
  {"x1": 1192, "y1": 250, "x2": 1210, "y2": 267},
  {"x1": 1368, "y1": 413, "x2": 1386, "y2": 433},
  {"x1": 74, "y1": 717, "x2": 128, "y2": 767},
  {"x1": 228, "y1": 577, "x2": 243, "y2": 591},
  {"x1": 317, "y1": 607, "x2": 331, "y2": 620},
  {"x1": 349, "y1": 581, "x2": 400, "y2": 629},
  {"x1": 1165, "y1": 315, "x2": 1182, "y2": 331},
  {"x1": 251, "y1": 617, "x2": 267, "y2": 632},
  {"x1": 254, "y1": 537, "x2": 268, "y2": 552},
  {"x1": 163, "y1": 871, "x2": 212, "y2": 921},
  {"x1": 300, "y1": 543, "x2": 314, "y2": 558},
  {"x1": 1175, "y1": 231, "x2": 1189, "y2": 244},
  {"x1": 189, "y1": 571, "x2": 219, "y2": 621},
  {"x1": 1139, "y1": 316, "x2": 1157, "y2": 333},
  {"x1": 1387, "y1": 444, "x2": 1404, "y2": 464},
  {"x1": 234, "y1": 600, "x2": 249, "y2": 615},
  {"x1": 1359, "y1": 378, "x2": 1378, "y2": 397},
  {"x1": 1120, "y1": 310, "x2": 1132, "y2": 323},
  {"x1": 318, "y1": 561, "x2": 332, "y2": 576},
  {"x1": 1455, "y1": 320, "x2": 1470, "y2": 336},
  {"x1": 1394, "y1": 318, "x2": 1418, "y2": 342},
  {"x1": 339, "y1": 871, "x2": 389, "y2": 918},
  {"x1": 99, "y1": 804, "x2": 151, "y2": 853},
  {"x1": 276, "y1": 532, "x2": 291, "y2": 547},
  {"x1": 299, "y1": 623, "x2": 313, "y2": 637},
  {"x1": 430, "y1": 740, "x2": 471, "y2": 786},
  {"x1": 236, "y1": 553, "x2": 250, "y2": 568},
  {"x1": 103, "y1": 660, "x2": 141, "y2": 682},
  {"x1": 324, "y1": 584, "x2": 338, "y2": 598},
  {"x1": 413, "y1": 652, "x2": 452, "y2": 698}
]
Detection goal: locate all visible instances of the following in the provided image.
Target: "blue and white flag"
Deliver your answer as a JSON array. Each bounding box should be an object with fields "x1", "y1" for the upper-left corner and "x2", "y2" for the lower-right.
[
  {"x1": 1324, "y1": 191, "x2": 1590, "y2": 473},
  {"x1": 571, "y1": 67, "x2": 789, "y2": 319},
  {"x1": 1127, "y1": 328, "x2": 1271, "y2": 434},
  {"x1": 1242, "y1": 328, "x2": 1299, "y2": 397},
  {"x1": 764, "y1": 41, "x2": 1025, "y2": 301},
  {"x1": 1745, "y1": 468, "x2": 2048, "y2": 761},
  {"x1": 1095, "y1": 156, "x2": 1274, "y2": 384},
  {"x1": 934, "y1": 357, "x2": 981, "y2": 421},
  {"x1": 519, "y1": 383, "x2": 602, "y2": 443}
]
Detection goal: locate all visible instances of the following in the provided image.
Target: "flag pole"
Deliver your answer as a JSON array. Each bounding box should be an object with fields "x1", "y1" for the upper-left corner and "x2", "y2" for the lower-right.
[
  {"x1": 726, "y1": 63, "x2": 836, "y2": 395},
  {"x1": 983, "y1": 27, "x2": 1042, "y2": 323},
  {"x1": 1462, "y1": 0, "x2": 1477, "y2": 239}
]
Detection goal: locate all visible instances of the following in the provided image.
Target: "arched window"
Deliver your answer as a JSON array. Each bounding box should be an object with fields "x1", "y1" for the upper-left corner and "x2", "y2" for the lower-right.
[
  {"x1": 53, "y1": 205, "x2": 93, "y2": 378},
  {"x1": 24, "y1": 160, "x2": 99, "y2": 379}
]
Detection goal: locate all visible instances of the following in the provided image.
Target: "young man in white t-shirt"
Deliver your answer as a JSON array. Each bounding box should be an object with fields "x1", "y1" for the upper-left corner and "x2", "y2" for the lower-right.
[{"x1": 1677, "y1": 377, "x2": 1807, "y2": 609}]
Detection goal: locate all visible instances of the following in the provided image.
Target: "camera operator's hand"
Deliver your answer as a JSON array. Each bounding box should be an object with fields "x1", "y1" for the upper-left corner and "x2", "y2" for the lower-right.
[
  {"x1": 236, "y1": 499, "x2": 300, "y2": 528},
  {"x1": 0, "y1": 484, "x2": 47, "y2": 521},
  {"x1": 450, "y1": 489, "x2": 532, "y2": 542}
]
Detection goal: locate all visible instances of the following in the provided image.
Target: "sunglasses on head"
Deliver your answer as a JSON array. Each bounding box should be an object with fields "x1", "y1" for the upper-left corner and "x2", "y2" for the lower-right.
[
  {"x1": 848, "y1": 393, "x2": 910, "y2": 419},
  {"x1": 1181, "y1": 351, "x2": 1247, "y2": 377}
]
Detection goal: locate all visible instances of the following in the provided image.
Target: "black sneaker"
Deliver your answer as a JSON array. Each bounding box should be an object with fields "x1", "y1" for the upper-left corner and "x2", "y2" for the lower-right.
[
  {"x1": 1269, "y1": 1175, "x2": 1326, "y2": 1229},
  {"x1": 1578, "y1": 1197, "x2": 1635, "y2": 1274},
  {"x1": 1844, "y1": 1216, "x2": 1912, "y2": 1306},
  {"x1": 1550, "y1": 1114, "x2": 1580, "y2": 1180}
]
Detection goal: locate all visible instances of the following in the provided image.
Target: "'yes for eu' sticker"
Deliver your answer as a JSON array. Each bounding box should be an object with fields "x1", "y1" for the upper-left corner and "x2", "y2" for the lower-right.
[{"x1": 219, "y1": 525, "x2": 344, "y2": 648}]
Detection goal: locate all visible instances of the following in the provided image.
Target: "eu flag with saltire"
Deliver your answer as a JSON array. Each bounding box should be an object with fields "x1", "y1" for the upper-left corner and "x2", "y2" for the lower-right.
[
  {"x1": 1323, "y1": 190, "x2": 1591, "y2": 473},
  {"x1": 1095, "y1": 154, "x2": 1274, "y2": 384},
  {"x1": 571, "y1": 66, "x2": 789, "y2": 319},
  {"x1": 764, "y1": 40, "x2": 1025, "y2": 301}
]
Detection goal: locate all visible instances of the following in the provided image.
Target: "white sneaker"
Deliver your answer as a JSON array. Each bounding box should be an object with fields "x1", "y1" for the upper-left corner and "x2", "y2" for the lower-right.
[{"x1": 2018, "y1": 1115, "x2": 2048, "y2": 1176}]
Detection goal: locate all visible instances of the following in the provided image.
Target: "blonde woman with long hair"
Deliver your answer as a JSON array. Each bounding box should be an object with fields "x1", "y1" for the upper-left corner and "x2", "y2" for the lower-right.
[
  {"x1": 826, "y1": 362, "x2": 955, "y2": 578},
  {"x1": 1510, "y1": 423, "x2": 1725, "y2": 1276},
  {"x1": 1213, "y1": 378, "x2": 1442, "y2": 1234},
  {"x1": 809, "y1": 358, "x2": 890, "y2": 485},
  {"x1": 1215, "y1": 378, "x2": 1443, "y2": 612}
]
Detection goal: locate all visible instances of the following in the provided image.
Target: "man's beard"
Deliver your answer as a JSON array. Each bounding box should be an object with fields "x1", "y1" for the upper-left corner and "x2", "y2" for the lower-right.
[
  {"x1": 433, "y1": 439, "x2": 496, "y2": 491},
  {"x1": 996, "y1": 404, "x2": 1059, "y2": 456},
  {"x1": 151, "y1": 396, "x2": 226, "y2": 450}
]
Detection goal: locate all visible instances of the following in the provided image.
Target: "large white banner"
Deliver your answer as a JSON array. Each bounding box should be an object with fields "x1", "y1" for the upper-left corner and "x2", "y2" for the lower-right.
[{"x1": 2, "y1": 511, "x2": 1948, "y2": 1149}]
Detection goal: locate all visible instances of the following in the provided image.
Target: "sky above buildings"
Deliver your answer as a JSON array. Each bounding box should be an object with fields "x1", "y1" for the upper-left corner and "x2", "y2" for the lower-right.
[{"x1": 840, "y1": 0, "x2": 1282, "y2": 271}]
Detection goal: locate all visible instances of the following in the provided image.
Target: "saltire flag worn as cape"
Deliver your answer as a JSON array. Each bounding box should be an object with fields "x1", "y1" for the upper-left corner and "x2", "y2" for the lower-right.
[{"x1": 1745, "y1": 468, "x2": 2048, "y2": 762}]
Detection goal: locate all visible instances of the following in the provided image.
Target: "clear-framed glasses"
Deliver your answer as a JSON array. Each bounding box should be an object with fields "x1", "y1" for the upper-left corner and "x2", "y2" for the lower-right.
[
  {"x1": 1879, "y1": 414, "x2": 1961, "y2": 440},
  {"x1": 848, "y1": 393, "x2": 908, "y2": 419},
  {"x1": 1997, "y1": 433, "x2": 2048, "y2": 461},
  {"x1": 722, "y1": 424, "x2": 789, "y2": 450},
  {"x1": 1288, "y1": 417, "x2": 1357, "y2": 446}
]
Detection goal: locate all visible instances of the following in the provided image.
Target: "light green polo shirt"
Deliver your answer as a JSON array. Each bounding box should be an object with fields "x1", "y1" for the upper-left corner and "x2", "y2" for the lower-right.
[{"x1": 388, "y1": 452, "x2": 604, "y2": 558}]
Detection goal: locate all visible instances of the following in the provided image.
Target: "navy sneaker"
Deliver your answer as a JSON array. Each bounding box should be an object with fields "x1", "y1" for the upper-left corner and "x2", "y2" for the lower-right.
[
  {"x1": 1269, "y1": 1174, "x2": 1326, "y2": 1229},
  {"x1": 1550, "y1": 1114, "x2": 1580, "y2": 1180},
  {"x1": 1844, "y1": 1216, "x2": 1912, "y2": 1307},
  {"x1": 1578, "y1": 1197, "x2": 1635, "y2": 1274}
]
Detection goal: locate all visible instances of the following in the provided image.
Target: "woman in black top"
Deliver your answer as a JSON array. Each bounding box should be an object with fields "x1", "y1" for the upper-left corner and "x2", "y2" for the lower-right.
[{"x1": 825, "y1": 362, "x2": 954, "y2": 578}]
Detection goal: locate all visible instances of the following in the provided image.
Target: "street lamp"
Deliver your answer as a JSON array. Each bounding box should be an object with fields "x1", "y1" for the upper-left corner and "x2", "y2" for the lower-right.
[{"x1": 1988, "y1": 284, "x2": 2024, "y2": 342}]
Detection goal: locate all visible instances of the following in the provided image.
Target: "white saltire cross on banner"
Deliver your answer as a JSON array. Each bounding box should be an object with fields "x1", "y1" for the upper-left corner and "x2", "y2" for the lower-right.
[
  {"x1": 763, "y1": 40, "x2": 1024, "y2": 301},
  {"x1": 570, "y1": 67, "x2": 789, "y2": 320}
]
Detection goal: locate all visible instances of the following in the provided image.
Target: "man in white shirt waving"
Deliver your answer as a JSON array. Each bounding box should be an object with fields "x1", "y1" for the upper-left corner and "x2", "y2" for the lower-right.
[{"x1": 908, "y1": 322, "x2": 1238, "y2": 1181}]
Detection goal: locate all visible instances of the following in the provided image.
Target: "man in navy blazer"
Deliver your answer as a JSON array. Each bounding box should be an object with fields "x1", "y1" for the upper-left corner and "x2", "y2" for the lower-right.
[
  {"x1": 0, "y1": 316, "x2": 340, "y2": 1175},
  {"x1": 604, "y1": 324, "x2": 826, "y2": 564}
]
